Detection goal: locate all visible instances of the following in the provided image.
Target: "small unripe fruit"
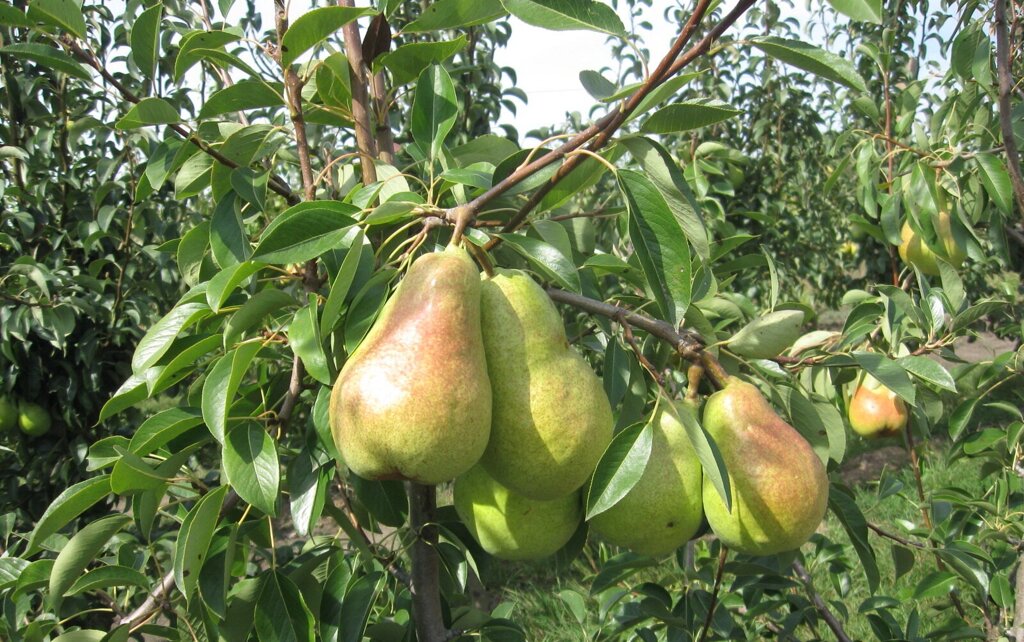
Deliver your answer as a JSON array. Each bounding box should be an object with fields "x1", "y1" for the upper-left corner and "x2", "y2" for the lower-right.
[{"x1": 18, "y1": 402, "x2": 51, "y2": 438}]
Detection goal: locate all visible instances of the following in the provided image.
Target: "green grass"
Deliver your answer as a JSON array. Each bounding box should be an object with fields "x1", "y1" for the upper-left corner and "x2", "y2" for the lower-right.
[{"x1": 482, "y1": 439, "x2": 990, "y2": 641}]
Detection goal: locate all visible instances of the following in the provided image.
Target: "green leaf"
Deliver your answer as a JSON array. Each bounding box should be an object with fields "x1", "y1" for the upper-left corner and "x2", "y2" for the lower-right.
[
  {"x1": 224, "y1": 423, "x2": 280, "y2": 516},
  {"x1": 144, "y1": 334, "x2": 221, "y2": 394},
  {"x1": 674, "y1": 401, "x2": 731, "y2": 511},
  {"x1": 948, "y1": 397, "x2": 979, "y2": 440},
  {"x1": 27, "y1": 0, "x2": 86, "y2": 38},
  {"x1": 130, "y1": 2, "x2": 162, "y2": 78},
  {"x1": 200, "y1": 80, "x2": 284, "y2": 119},
  {"x1": 502, "y1": 0, "x2": 625, "y2": 36},
  {"x1": 826, "y1": 0, "x2": 882, "y2": 23},
  {"x1": 585, "y1": 421, "x2": 653, "y2": 520},
  {"x1": 620, "y1": 137, "x2": 709, "y2": 259},
  {"x1": 65, "y1": 565, "x2": 150, "y2": 596},
  {"x1": 726, "y1": 310, "x2": 805, "y2": 359},
  {"x1": 411, "y1": 65, "x2": 458, "y2": 163},
  {"x1": 976, "y1": 152, "x2": 1013, "y2": 214},
  {"x1": 751, "y1": 36, "x2": 868, "y2": 92},
  {"x1": 201, "y1": 342, "x2": 262, "y2": 443},
  {"x1": 255, "y1": 571, "x2": 315, "y2": 642},
  {"x1": 26, "y1": 476, "x2": 112, "y2": 555},
  {"x1": 497, "y1": 233, "x2": 581, "y2": 292},
  {"x1": 210, "y1": 195, "x2": 250, "y2": 268},
  {"x1": 49, "y1": 515, "x2": 132, "y2": 605},
  {"x1": 579, "y1": 69, "x2": 616, "y2": 99},
  {"x1": 98, "y1": 374, "x2": 149, "y2": 423},
  {"x1": 321, "y1": 231, "x2": 366, "y2": 336},
  {"x1": 288, "y1": 450, "x2": 328, "y2": 537},
  {"x1": 252, "y1": 201, "x2": 359, "y2": 264},
  {"x1": 280, "y1": 6, "x2": 375, "y2": 67},
  {"x1": 206, "y1": 261, "x2": 266, "y2": 313},
  {"x1": 641, "y1": 99, "x2": 741, "y2": 134},
  {"x1": 377, "y1": 37, "x2": 467, "y2": 86},
  {"x1": 115, "y1": 98, "x2": 182, "y2": 129},
  {"x1": 619, "y1": 169, "x2": 691, "y2": 325},
  {"x1": 174, "y1": 30, "x2": 241, "y2": 81},
  {"x1": 231, "y1": 168, "x2": 270, "y2": 211},
  {"x1": 0, "y1": 4, "x2": 32, "y2": 27},
  {"x1": 0, "y1": 43, "x2": 90, "y2": 80},
  {"x1": 897, "y1": 355, "x2": 956, "y2": 392},
  {"x1": 224, "y1": 289, "x2": 296, "y2": 347},
  {"x1": 289, "y1": 295, "x2": 332, "y2": 385},
  {"x1": 174, "y1": 485, "x2": 228, "y2": 600},
  {"x1": 829, "y1": 485, "x2": 880, "y2": 592},
  {"x1": 853, "y1": 352, "x2": 916, "y2": 405},
  {"x1": 913, "y1": 571, "x2": 957, "y2": 599},
  {"x1": 132, "y1": 302, "x2": 212, "y2": 373},
  {"x1": 404, "y1": 0, "x2": 505, "y2": 31},
  {"x1": 336, "y1": 573, "x2": 384, "y2": 642}
]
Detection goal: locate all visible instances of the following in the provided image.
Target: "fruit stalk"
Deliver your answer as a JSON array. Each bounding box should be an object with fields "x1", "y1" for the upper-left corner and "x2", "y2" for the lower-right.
[{"x1": 408, "y1": 483, "x2": 447, "y2": 642}]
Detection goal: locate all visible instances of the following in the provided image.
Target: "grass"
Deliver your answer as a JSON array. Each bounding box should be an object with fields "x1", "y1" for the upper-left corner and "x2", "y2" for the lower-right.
[{"x1": 481, "y1": 437, "x2": 990, "y2": 641}]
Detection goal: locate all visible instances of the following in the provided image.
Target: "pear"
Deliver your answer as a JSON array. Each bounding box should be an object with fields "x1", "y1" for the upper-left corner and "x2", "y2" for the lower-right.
[
  {"x1": 702, "y1": 378, "x2": 828, "y2": 555},
  {"x1": 589, "y1": 400, "x2": 704, "y2": 556},
  {"x1": 898, "y1": 211, "x2": 966, "y2": 276},
  {"x1": 18, "y1": 402, "x2": 51, "y2": 437},
  {"x1": 329, "y1": 245, "x2": 491, "y2": 485},
  {"x1": 454, "y1": 464, "x2": 581, "y2": 560},
  {"x1": 478, "y1": 269, "x2": 613, "y2": 500},
  {"x1": 848, "y1": 372, "x2": 907, "y2": 438}
]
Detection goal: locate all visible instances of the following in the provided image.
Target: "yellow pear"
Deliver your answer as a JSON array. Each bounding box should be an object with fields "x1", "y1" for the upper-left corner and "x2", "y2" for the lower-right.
[
  {"x1": 589, "y1": 400, "x2": 704, "y2": 556},
  {"x1": 453, "y1": 464, "x2": 581, "y2": 560},
  {"x1": 848, "y1": 372, "x2": 908, "y2": 438},
  {"x1": 478, "y1": 269, "x2": 613, "y2": 500},
  {"x1": 329, "y1": 245, "x2": 491, "y2": 484},
  {"x1": 898, "y1": 211, "x2": 966, "y2": 276},
  {"x1": 702, "y1": 378, "x2": 828, "y2": 555}
]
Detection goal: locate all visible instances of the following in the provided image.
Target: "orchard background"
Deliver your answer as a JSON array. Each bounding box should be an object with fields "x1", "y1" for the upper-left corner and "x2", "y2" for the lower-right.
[{"x1": 0, "y1": 0, "x2": 1023, "y2": 639}]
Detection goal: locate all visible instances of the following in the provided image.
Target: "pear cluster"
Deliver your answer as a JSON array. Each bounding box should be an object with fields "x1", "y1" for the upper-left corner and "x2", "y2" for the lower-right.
[
  {"x1": 329, "y1": 246, "x2": 829, "y2": 560},
  {"x1": 330, "y1": 247, "x2": 613, "y2": 559}
]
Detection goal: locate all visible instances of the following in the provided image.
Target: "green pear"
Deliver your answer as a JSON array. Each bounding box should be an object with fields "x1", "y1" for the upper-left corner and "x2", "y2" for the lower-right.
[
  {"x1": 0, "y1": 396, "x2": 17, "y2": 433},
  {"x1": 479, "y1": 269, "x2": 613, "y2": 500},
  {"x1": 589, "y1": 400, "x2": 704, "y2": 556},
  {"x1": 702, "y1": 378, "x2": 828, "y2": 555},
  {"x1": 18, "y1": 402, "x2": 51, "y2": 437},
  {"x1": 898, "y1": 211, "x2": 966, "y2": 276},
  {"x1": 454, "y1": 464, "x2": 581, "y2": 560},
  {"x1": 329, "y1": 245, "x2": 491, "y2": 485}
]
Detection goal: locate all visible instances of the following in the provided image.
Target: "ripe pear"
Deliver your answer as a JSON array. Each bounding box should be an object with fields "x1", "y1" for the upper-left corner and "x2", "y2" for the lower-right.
[
  {"x1": 589, "y1": 400, "x2": 704, "y2": 556},
  {"x1": 702, "y1": 378, "x2": 828, "y2": 555},
  {"x1": 329, "y1": 245, "x2": 491, "y2": 485},
  {"x1": 478, "y1": 269, "x2": 613, "y2": 500},
  {"x1": 848, "y1": 372, "x2": 907, "y2": 438},
  {"x1": 454, "y1": 464, "x2": 582, "y2": 560},
  {"x1": 898, "y1": 211, "x2": 966, "y2": 276}
]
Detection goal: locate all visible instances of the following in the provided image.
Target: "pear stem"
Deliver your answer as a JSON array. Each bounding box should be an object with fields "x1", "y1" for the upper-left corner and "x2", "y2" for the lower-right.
[
  {"x1": 699, "y1": 352, "x2": 730, "y2": 390},
  {"x1": 407, "y1": 483, "x2": 447, "y2": 642},
  {"x1": 464, "y1": 240, "x2": 495, "y2": 278}
]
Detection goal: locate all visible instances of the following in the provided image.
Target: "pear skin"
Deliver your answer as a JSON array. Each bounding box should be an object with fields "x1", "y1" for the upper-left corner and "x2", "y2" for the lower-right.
[
  {"x1": 702, "y1": 378, "x2": 828, "y2": 555},
  {"x1": 848, "y1": 372, "x2": 908, "y2": 438},
  {"x1": 479, "y1": 270, "x2": 613, "y2": 500},
  {"x1": 329, "y1": 246, "x2": 491, "y2": 484},
  {"x1": 898, "y1": 211, "x2": 966, "y2": 276},
  {"x1": 454, "y1": 464, "x2": 582, "y2": 560},
  {"x1": 589, "y1": 401, "x2": 704, "y2": 556}
]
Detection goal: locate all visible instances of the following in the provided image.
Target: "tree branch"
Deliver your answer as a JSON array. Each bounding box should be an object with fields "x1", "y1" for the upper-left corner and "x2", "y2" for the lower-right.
[
  {"x1": 408, "y1": 483, "x2": 446, "y2": 642},
  {"x1": 792, "y1": 560, "x2": 853, "y2": 642},
  {"x1": 696, "y1": 546, "x2": 728, "y2": 642},
  {"x1": 338, "y1": 0, "x2": 379, "y2": 185},
  {"x1": 996, "y1": 0, "x2": 1024, "y2": 218}
]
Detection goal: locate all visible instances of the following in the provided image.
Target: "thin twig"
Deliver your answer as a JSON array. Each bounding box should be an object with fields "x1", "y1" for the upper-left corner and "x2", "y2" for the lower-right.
[
  {"x1": 791, "y1": 560, "x2": 853, "y2": 642},
  {"x1": 696, "y1": 546, "x2": 729, "y2": 642}
]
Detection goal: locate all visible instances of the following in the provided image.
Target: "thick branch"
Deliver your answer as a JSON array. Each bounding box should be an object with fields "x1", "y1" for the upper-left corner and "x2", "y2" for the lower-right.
[
  {"x1": 996, "y1": 0, "x2": 1024, "y2": 219},
  {"x1": 408, "y1": 483, "x2": 446, "y2": 642},
  {"x1": 338, "y1": 0, "x2": 379, "y2": 184},
  {"x1": 792, "y1": 560, "x2": 853, "y2": 642}
]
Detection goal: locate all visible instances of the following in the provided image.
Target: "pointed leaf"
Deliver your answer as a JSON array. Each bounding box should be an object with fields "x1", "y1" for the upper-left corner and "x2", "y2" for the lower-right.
[
  {"x1": 115, "y1": 98, "x2": 182, "y2": 129},
  {"x1": 751, "y1": 36, "x2": 868, "y2": 92},
  {"x1": 252, "y1": 201, "x2": 358, "y2": 264},
  {"x1": 496, "y1": 233, "x2": 580, "y2": 292},
  {"x1": 130, "y1": 2, "x2": 162, "y2": 78},
  {"x1": 0, "y1": 43, "x2": 89, "y2": 80},
  {"x1": 201, "y1": 342, "x2": 261, "y2": 443},
  {"x1": 280, "y1": 6, "x2": 375, "y2": 67},
  {"x1": 411, "y1": 65, "x2": 458, "y2": 162},
  {"x1": 27, "y1": 0, "x2": 86, "y2": 37},
  {"x1": 641, "y1": 99, "x2": 741, "y2": 134},
  {"x1": 200, "y1": 80, "x2": 284, "y2": 119},
  {"x1": 27, "y1": 476, "x2": 112, "y2": 555},
  {"x1": 502, "y1": 0, "x2": 626, "y2": 36},
  {"x1": 224, "y1": 423, "x2": 280, "y2": 516},
  {"x1": 49, "y1": 515, "x2": 132, "y2": 604},
  {"x1": 585, "y1": 421, "x2": 653, "y2": 519}
]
